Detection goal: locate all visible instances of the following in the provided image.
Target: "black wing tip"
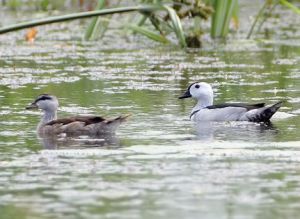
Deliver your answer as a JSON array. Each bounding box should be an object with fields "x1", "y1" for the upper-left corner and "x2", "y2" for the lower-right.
[
  {"x1": 206, "y1": 103, "x2": 264, "y2": 110},
  {"x1": 106, "y1": 114, "x2": 131, "y2": 124},
  {"x1": 249, "y1": 100, "x2": 284, "y2": 123},
  {"x1": 274, "y1": 100, "x2": 285, "y2": 105},
  {"x1": 253, "y1": 103, "x2": 265, "y2": 108},
  {"x1": 271, "y1": 100, "x2": 285, "y2": 109}
]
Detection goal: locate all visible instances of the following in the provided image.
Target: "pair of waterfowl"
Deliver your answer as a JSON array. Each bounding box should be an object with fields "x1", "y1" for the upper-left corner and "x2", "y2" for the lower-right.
[{"x1": 26, "y1": 82, "x2": 282, "y2": 136}]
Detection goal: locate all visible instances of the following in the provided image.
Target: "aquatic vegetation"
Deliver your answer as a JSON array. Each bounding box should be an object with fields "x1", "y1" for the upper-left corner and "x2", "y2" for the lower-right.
[
  {"x1": 247, "y1": 0, "x2": 300, "y2": 39},
  {"x1": 210, "y1": 0, "x2": 239, "y2": 38},
  {"x1": 0, "y1": 0, "x2": 299, "y2": 47},
  {"x1": 0, "y1": 1, "x2": 209, "y2": 48},
  {"x1": 84, "y1": 0, "x2": 108, "y2": 40}
]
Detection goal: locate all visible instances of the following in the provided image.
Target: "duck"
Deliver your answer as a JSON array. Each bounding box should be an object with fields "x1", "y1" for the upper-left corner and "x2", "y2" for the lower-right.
[
  {"x1": 26, "y1": 94, "x2": 130, "y2": 136},
  {"x1": 179, "y1": 82, "x2": 283, "y2": 123}
]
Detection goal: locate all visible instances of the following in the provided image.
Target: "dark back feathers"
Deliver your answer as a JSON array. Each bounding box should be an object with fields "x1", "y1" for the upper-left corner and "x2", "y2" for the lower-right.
[
  {"x1": 206, "y1": 103, "x2": 265, "y2": 111},
  {"x1": 46, "y1": 116, "x2": 106, "y2": 126}
]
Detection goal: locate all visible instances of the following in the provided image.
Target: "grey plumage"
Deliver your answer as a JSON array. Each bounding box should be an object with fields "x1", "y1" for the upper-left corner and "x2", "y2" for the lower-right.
[{"x1": 179, "y1": 82, "x2": 283, "y2": 123}]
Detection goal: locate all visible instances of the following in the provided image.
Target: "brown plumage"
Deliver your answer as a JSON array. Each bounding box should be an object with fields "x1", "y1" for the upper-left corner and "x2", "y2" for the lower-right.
[
  {"x1": 46, "y1": 116, "x2": 106, "y2": 126},
  {"x1": 42, "y1": 115, "x2": 130, "y2": 136},
  {"x1": 26, "y1": 94, "x2": 130, "y2": 136}
]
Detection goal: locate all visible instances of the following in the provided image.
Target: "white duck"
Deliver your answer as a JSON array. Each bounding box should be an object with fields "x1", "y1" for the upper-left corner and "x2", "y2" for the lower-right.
[
  {"x1": 26, "y1": 94, "x2": 129, "y2": 136},
  {"x1": 179, "y1": 82, "x2": 283, "y2": 122}
]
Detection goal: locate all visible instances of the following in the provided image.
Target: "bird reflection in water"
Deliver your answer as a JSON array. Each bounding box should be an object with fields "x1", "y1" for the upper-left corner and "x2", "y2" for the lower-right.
[
  {"x1": 194, "y1": 121, "x2": 278, "y2": 142},
  {"x1": 39, "y1": 133, "x2": 120, "y2": 149}
]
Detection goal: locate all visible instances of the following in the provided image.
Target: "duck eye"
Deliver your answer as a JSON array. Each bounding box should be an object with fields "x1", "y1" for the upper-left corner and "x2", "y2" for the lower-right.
[{"x1": 195, "y1": 84, "x2": 200, "y2": 89}]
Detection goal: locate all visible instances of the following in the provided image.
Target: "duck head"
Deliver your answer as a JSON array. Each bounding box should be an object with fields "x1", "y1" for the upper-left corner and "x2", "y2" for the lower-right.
[
  {"x1": 26, "y1": 94, "x2": 59, "y2": 112},
  {"x1": 179, "y1": 82, "x2": 213, "y2": 106}
]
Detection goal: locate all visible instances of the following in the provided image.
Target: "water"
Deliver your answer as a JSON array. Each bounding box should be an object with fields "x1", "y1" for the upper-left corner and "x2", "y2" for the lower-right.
[{"x1": 0, "y1": 4, "x2": 300, "y2": 219}]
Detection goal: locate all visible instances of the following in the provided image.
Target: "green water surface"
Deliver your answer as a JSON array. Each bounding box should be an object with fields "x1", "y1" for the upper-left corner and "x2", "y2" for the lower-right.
[{"x1": 0, "y1": 3, "x2": 300, "y2": 219}]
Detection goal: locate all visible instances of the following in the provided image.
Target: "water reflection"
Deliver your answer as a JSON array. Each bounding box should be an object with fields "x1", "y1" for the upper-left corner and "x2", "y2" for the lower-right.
[
  {"x1": 0, "y1": 4, "x2": 299, "y2": 219},
  {"x1": 39, "y1": 134, "x2": 120, "y2": 149},
  {"x1": 194, "y1": 121, "x2": 278, "y2": 141}
]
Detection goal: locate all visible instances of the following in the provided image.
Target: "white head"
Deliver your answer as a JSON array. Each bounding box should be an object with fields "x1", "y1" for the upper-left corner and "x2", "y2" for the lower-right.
[
  {"x1": 26, "y1": 94, "x2": 59, "y2": 112},
  {"x1": 179, "y1": 82, "x2": 214, "y2": 106}
]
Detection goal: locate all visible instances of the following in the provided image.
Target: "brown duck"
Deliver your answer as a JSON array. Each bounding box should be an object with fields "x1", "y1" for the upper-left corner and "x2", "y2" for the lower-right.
[{"x1": 26, "y1": 94, "x2": 129, "y2": 136}]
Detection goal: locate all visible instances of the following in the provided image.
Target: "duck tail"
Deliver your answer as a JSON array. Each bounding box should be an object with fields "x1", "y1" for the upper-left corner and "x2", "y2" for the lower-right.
[
  {"x1": 114, "y1": 114, "x2": 132, "y2": 123},
  {"x1": 107, "y1": 114, "x2": 131, "y2": 123},
  {"x1": 250, "y1": 101, "x2": 283, "y2": 123},
  {"x1": 103, "y1": 114, "x2": 131, "y2": 132}
]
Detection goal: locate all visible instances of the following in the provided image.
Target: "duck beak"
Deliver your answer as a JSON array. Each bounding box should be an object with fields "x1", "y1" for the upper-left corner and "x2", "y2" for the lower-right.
[
  {"x1": 178, "y1": 90, "x2": 192, "y2": 99},
  {"x1": 25, "y1": 102, "x2": 38, "y2": 110}
]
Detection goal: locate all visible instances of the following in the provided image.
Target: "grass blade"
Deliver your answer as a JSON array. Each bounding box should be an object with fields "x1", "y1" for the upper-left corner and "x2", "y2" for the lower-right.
[
  {"x1": 84, "y1": 0, "x2": 106, "y2": 40},
  {"x1": 256, "y1": 2, "x2": 277, "y2": 34},
  {"x1": 221, "y1": 0, "x2": 238, "y2": 36},
  {"x1": 0, "y1": 5, "x2": 162, "y2": 34},
  {"x1": 280, "y1": 0, "x2": 300, "y2": 15},
  {"x1": 231, "y1": 0, "x2": 239, "y2": 31},
  {"x1": 211, "y1": 0, "x2": 225, "y2": 37},
  {"x1": 246, "y1": 1, "x2": 269, "y2": 39},
  {"x1": 211, "y1": 0, "x2": 238, "y2": 38},
  {"x1": 127, "y1": 24, "x2": 169, "y2": 44},
  {"x1": 162, "y1": 5, "x2": 187, "y2": 47}
]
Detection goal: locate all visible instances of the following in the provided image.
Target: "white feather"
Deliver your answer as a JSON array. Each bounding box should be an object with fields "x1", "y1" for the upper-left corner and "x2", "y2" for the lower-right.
[
  {"x1": 191, "y1": 107, "x2": 248, "y2": 121},
  {"x1": 180, "y1": 82, "x2": 282, "y2": 122}
]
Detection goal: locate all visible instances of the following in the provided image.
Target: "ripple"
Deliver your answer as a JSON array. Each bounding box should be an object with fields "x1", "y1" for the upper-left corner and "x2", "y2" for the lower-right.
[{"x1": 0, "y1": 131, "x2": 26, "y2": 137}]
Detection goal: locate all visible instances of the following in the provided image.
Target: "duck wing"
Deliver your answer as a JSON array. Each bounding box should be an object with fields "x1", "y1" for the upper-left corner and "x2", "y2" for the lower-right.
[
  {"x1": 191, "y1": 103, "x2": 266, "y2": 121},
  {"x1": 206, "y1": 103, "x2": 265, "y2": 111},
  {"x1": 43, "y1": 115, "x2": 130, "y2": 136},
  {"x1": 199, "y1": 102, "x2": 282, "y2": 122},
  {"x1": 45, "y1": 116, "x2": 106, "y2": 126}
]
